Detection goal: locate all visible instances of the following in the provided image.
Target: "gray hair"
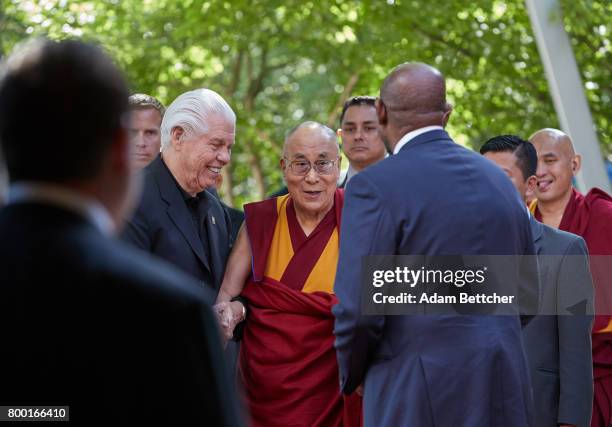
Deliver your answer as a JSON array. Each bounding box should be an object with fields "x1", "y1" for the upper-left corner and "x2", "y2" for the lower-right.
[
  {"x1": 160, "y1": 88, "x2": 236, "y2": 150},
  {"x1": 128, "y1": 93, "x2": 165, "y2": 116}
]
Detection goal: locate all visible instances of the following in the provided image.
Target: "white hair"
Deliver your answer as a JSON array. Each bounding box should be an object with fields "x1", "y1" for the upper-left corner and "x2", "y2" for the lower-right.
[{"x1": 160, "y1": 88, "x2": 236, "y2": 150}]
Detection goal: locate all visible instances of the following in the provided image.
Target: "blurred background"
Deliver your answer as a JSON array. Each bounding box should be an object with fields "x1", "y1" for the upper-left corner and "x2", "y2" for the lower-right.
[{"x1": 1, "y1": 0, "x2": 610, "y2": 207}]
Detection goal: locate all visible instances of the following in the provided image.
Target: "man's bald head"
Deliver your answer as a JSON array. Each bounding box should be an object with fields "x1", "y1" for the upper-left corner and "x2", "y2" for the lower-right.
[
  {"x1": 529, "y1": 128, "x2": 576, "y2": 158},
  {"x1": 283, "y1": 121, "x2": 338, "y2": 157},
  {"x1": 379, "y1": 62, "x2": 450, "y2": 127},
  {"x1": 529, "y1": 128, "x2": 581, "y2": 205},
  {"x1": 377, "y1": 63, "x2": 452, "y2": 151}
]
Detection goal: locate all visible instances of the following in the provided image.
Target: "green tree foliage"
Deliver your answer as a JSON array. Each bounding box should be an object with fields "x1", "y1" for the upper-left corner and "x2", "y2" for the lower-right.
[{"x1": 1, "y1": 0, "x2": 609, "y2": 206}]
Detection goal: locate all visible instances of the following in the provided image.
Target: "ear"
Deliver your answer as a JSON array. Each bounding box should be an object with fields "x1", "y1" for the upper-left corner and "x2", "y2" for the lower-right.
[
  {"x1": 280, "y1": 156, "x2": 287, "y2": 172},
  {"x1": 526, "y1": 175, "x2": 537, "y2": 197},
  {"x1": 376, "y1": 98, "x2": 387, "y2": 126},
  {"x1": 170, "y1": 126, "x2": 185, "y2": 151},
  {"x1": 571, "y1": 154, "x2": 582, "y2": 176},
  {"x1": 442, "y1": 102, "x2": 453, "y2": 128}
]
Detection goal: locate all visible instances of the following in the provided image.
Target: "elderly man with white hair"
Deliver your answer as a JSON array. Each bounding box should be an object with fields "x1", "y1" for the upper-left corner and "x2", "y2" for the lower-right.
[{"x1": 122, "y1": 88, "x2": 236, "y2": 302}]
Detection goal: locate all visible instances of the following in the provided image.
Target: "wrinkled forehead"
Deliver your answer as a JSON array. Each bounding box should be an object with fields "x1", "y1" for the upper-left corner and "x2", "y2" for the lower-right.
[{"x1": 285, "y1": 130, "x2": 338, "y2": 159}]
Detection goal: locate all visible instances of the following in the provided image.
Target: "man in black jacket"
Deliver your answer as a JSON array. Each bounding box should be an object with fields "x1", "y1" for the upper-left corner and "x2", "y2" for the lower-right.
[
  {"x1": 0, "y1": 39, "x2": 242, "y2": 426},
  {"x1": 122, "y1": 88, "x2": 236, "y2": 300}
]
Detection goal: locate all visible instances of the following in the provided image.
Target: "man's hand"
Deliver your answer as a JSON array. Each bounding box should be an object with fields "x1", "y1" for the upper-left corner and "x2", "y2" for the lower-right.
[
  {"x1": 213, "y1": 300, "x2": 246, "y2": 342},
  {"x1": 355, "y1": 384, "x2": 364, "y2": 396}
]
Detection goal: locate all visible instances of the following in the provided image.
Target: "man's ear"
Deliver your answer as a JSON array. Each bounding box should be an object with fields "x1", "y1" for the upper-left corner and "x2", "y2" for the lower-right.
[
  {"x1": 571, "y1": 154, "x2": 582, "y2": 176},
  {"x1": 170, "y1": 126, "x2": 185, "y2": 151},
  {"x1": 376, "y1": 98, "x2": 387, "y2": 126},
  {"x1": 442, "y1": 102, "x2": 453, "y2": 128},
  {"x1": 526, "y1": 175, "x2": 537, "y2": 199}
]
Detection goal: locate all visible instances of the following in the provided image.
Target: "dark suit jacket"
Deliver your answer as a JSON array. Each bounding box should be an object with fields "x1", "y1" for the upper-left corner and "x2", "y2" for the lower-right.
[
  {"x1": 0, "y1": 202, "x2": 242, "y2": 426},
  {"x1": 206, "y1": 188, "x2": 244, "y2": 247},
  {"x1": 123, "y1": 156, "x2": 232, "y2": 300},
  {"x1": 523, "y1": 216, "x2": 593, "y2": 427},
  {"x1": 222, "y1": 201, "x2": 244, "y2": 245},
  {"x1": 333, "y1": 129, "x2": 539, "y2": 427}
]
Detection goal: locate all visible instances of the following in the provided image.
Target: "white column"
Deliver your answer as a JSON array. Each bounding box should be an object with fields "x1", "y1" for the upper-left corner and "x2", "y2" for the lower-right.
[{"x1": 525, "y1": 0, "x2": 610, "y2": 193}]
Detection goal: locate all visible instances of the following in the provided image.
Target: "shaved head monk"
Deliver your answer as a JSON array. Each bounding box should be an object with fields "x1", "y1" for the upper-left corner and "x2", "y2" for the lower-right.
[
  {"x1": 213, "y1": 122, "x2": 362, "y2": 427},
  {"x1": 530, "y1": 128, "x2": 612, "y2": 427},
  {"x1": 530, "y1": 129, "x2": 583, "y2": 228}
]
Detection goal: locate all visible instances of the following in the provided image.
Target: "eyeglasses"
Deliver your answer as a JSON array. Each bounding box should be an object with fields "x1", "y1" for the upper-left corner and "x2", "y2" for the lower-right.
[{"x1": 283, "y1": 158, "x2": 340, "y2": 176}]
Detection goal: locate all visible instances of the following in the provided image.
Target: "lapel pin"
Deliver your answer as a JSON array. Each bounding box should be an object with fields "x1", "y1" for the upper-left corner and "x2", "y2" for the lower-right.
[{"x1": 211, "y1": 216, "x2": 216, "y2": 225}]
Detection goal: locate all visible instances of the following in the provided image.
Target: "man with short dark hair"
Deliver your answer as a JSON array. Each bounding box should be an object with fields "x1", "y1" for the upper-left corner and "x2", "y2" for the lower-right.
[
  {"x1": 482, "y1": 134, "x2": 593, "y2": 427},
  {"x1": 128, "y1": 93, "x2": 165, "y2": 169},
  {"x1": 0, "y1": 39, "x2": 241, "y2": 426},
  {"x1": 337, "y1": 96, "x2": 386, "y2": 187}
]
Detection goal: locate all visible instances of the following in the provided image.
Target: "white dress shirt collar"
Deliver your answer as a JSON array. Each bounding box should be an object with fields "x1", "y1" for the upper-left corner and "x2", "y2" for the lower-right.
[
  {"x1": 392, "y1": 125, "x2": 444, "y2": 155},
  {"x1": 345, "y1": 164, "x2": 358, "y2": 185},
  {"x1": 8, "y1": 182, "x2": 114, "y2": 236},
  {"x1": 341, "y1": 152, "x2": 390, "y2": 186}
]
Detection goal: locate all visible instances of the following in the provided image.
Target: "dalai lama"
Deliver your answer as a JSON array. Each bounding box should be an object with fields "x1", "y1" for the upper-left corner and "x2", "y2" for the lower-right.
[{"x1": 214, "y1": 121, "x2": 361, "y2": 427}]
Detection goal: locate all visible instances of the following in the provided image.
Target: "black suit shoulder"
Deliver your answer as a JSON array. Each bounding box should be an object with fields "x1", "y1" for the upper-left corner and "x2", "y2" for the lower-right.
[
  {"x1": 220, "y1": 201, "x2": 244, "y2": 245},
  {"x1": 122, "y1": 157, "x2": 232, "y2": 292},
  {"x1": 93, "y1": 231, "x2": 218, "y2": 304},
  {"x1": 125, "y1": 159, "x2": 230, "y2": 251},
  {"x1": 0, "y1": 203, "x2": 240, "y2": 426}
]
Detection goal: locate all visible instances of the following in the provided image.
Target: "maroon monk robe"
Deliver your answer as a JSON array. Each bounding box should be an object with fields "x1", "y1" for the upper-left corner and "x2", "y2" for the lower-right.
[{"x1": 239, "y1": 190, "x2": 361, "y2": 427}]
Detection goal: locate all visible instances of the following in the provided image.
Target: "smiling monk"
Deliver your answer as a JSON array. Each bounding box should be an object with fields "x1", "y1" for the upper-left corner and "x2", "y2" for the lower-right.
[
  {"x1": 215, "y1": 121, "x2": 361, "y2": 427},
  {"x1": 530, "y1": 128, "x2": 612, "y2": 427}
]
